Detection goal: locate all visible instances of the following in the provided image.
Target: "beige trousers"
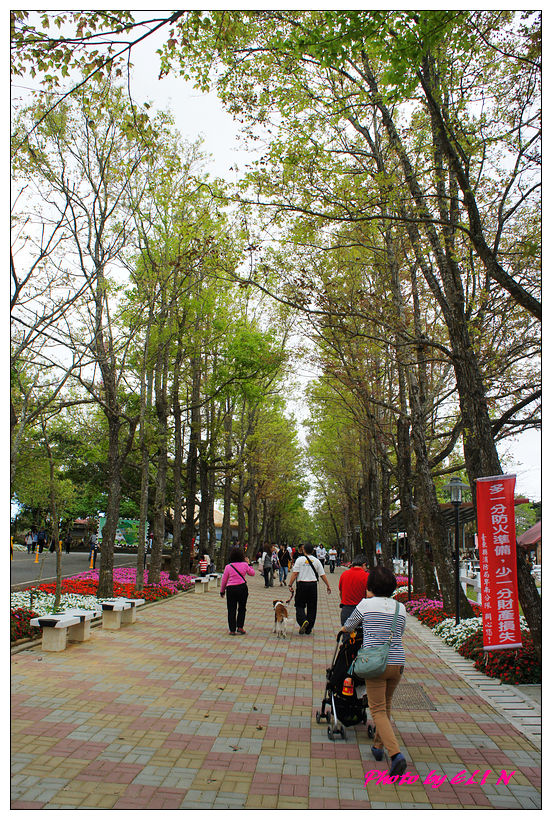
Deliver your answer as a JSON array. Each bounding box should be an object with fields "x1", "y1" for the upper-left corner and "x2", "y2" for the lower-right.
[{"x1": 364, "y1": 663, "x2": 404, "y2": 757}]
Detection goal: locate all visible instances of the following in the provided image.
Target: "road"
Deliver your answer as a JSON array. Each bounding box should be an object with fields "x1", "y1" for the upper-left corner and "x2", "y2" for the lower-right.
[{"x1": 10, "y1": 551, "x2": 139, "y2": 590}]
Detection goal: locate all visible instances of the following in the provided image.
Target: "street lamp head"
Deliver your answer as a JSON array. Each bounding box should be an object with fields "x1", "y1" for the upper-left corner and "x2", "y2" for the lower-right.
[{"x1": 444, "y1": 476, "x2": 470, "y2": 504}]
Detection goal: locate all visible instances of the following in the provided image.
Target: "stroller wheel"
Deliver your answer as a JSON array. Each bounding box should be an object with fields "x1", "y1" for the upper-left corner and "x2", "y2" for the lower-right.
[
  {"x1": 327, "y1": 725, "x2": 335, "y2": 741},
  {"x1": 315, "y1": 711, "x2": 322, "y2": 724},
  {"x1": 325, "y1": 711, "x2": 331, "y2": 723},
  {"x1": 367, "y1": 724, "x2": 375, "y2": 738},
  {"x1": 340, "y1": 726, "x2": 346, "y2": 740}
]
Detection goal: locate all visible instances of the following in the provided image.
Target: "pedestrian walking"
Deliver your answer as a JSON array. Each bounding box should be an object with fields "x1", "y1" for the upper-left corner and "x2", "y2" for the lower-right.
[
  {"x1": 270, "y1": 545, "x2": 279, "y2": 586},
  {"x1": 37, "y1": 529, "x2": 46, "y2": 553},
  {"x1": 328, "y1": 546, "x2": 338, "y2": 573},
  {"x1": 338, "y1": 553, "x2": 369, "y2": 625},
  {"x1": 63, "y1": 533, "x2": 71, "y2": 554},
  {"x1": 288, "y1": 542, "x2": 331, "y2": 635},
  {"x1": 340, "y1": 565, "x2": 408, "y2": 778},
  {"x1": 262, "y1": 548, "x2": 272, "y2": 587},
  {"x1": 31, "y1": 530, "x2": 38, "y2": 553},
  {"x1": 220, "y1": 547, "x2": 256, "y2": 635},
  {"x1": 277, "y1": 545, "x2": 291, "y2": 585},
  {"x1": 198, "y1": 555, "x2": 209, "y2": 576},
  {"x1": 25, "y1": 532, "x2": 33, "y2": 554}
]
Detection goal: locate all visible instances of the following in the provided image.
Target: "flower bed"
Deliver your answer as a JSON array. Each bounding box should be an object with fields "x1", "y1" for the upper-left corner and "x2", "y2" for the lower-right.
[
  {"x1": 11, "y1": 607, "x2": 41, "y2": 643},
  {"x1": 457, "y1": 630, "x2": 540, "y2": 685},
  {"x1": 10, "y1": 567, "x2": 193, "y2": 643},
  {"x1": 397, "y1": 592, "x2": 540, "y2": 685}
]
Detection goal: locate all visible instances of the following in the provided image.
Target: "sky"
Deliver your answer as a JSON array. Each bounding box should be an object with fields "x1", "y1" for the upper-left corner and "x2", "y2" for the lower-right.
[
  {"x1": 127, "y1": 15, "x2": 542, "y2": 503},
  {"x1": 9, "y1": 7, "x2": 542, "y2": 504}
]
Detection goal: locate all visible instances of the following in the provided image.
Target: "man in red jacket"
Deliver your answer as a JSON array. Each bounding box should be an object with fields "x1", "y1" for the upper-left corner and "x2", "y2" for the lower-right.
[{"x1": 338, "y1": 554, "x2": 369, "y2": 625}]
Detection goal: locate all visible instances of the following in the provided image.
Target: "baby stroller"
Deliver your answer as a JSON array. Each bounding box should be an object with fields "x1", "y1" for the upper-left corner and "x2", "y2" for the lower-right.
[{"x1": 316, "y1": 630, "x2": 375, "y2": 741}]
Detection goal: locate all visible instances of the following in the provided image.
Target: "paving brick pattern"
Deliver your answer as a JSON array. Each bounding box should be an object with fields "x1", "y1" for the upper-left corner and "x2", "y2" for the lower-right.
[{"x1": 11, "y1": 567, "x2": 541, "y2": 809}]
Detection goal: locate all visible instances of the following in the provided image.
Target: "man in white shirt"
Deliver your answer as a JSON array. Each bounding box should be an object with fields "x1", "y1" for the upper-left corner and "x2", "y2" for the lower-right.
[
  {"x1": 328, "y1": 546, "x2": 338, "y2": 573},
  {"x1": 288, "y1": 543, "x2": 331, "y2": 634},
  {"x1": 316, "y1": 544, "x2": 326, "y2": 565}
]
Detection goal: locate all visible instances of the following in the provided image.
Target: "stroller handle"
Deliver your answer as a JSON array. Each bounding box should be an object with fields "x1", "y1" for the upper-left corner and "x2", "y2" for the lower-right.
[{"x1": 337, "y1": 629, "x2": 357, "y2": 644}]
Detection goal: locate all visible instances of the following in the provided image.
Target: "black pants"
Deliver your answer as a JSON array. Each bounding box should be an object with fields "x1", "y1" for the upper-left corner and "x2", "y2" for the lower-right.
[
  {"x1": 295, "y1": 581, "x2": 318, "y2": 633},
  {"x1": 329, "y1": 560, "x2": 335, "y2": 573},
  {"x1": 226, "y1": 583, "x2": 248, "y2": 632},
  {"x1": 263, "y1": 567, "x2": 271, "y2": 587}
]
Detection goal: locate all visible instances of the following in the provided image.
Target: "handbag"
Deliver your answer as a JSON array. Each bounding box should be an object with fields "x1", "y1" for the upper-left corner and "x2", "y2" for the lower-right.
[{"x1": 348, "y1": 602, "x2": 400, "y2": 679}]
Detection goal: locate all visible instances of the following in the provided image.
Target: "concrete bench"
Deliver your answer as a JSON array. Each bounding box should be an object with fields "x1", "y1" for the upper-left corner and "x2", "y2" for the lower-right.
[
  {"x1": 193, "y1": 577, "x2": 210, "y2": 594},
  {"x1": 101, "y1": 597, "x2": 145, "y2": 629},
  {"x1": 207, "y1": 573, "x2": 221, "y2": 591},
  {"x1": 61, "y1": 607, "x2": 102, "y2": 642},
  {"x1": 30, "y1": 613, "x2": 83, "y2": 652}
]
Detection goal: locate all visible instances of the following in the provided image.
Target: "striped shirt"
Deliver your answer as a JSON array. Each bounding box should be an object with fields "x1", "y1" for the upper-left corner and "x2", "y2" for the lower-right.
[{"x1": 343, "y1": 597, "x2": 406, "y2": 666}]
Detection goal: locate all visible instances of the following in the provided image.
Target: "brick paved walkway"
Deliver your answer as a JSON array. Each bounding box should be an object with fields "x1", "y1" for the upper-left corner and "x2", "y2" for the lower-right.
[{"x1": 11, "y1": 567, "x2": 541, "y2": 809}]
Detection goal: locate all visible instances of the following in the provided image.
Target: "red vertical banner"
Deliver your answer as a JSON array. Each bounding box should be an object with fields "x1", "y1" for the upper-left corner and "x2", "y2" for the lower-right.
[{"x1": 476, "y1": 475, "x2": 522, "y2": 650}]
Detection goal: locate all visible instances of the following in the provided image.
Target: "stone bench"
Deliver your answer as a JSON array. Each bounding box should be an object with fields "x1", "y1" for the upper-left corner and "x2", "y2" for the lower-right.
[
  {"x1": 29, "y1": 613, "x2": 84, "y2": 652},
  {"x1": 101, "y1": 597, "x2": 145, "y2": 630},
  {"x1": 207, "y1": 573, "x2": 221, "y2": 590},
  {"x1": 193, "y1": 577, "x2": 210, "y2": 594},
  {"x1": 61, "y1": 607, "x2": 102, "y2": 642}
]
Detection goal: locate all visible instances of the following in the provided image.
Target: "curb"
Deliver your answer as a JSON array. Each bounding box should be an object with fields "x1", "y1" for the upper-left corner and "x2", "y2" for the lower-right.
[
  {"x1": 10, "y1": 585, "x2": 194, "y2": 656},
  {"x1": 406, "y1": 614, "x2": 541, "y2": 748}
]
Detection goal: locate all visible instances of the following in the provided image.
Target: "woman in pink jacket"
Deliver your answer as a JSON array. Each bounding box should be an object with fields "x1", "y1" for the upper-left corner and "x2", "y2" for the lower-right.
[{"x1": 220, "y1": 547, "x2": 256, "y2": 635}]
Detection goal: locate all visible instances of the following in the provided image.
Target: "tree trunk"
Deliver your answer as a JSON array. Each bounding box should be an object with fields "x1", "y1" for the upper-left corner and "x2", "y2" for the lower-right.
[
  {"x1": 181, "y1": 357, "x2": 201, "y2": 574},
  {"x1": 136, "y1": 323, "x2": 153, "y2": 592},
  {"x1": 248, "y1": 467, "x2": 259, "y2": 556},
  {"x1": 42, "y1": 421, "x2": 61, "y2": 610},
  {"x1": 221, "y1": 400, "x2": 234, "y2": 561},
  {"x1": 380, "y1": 465, "x2": 393, "y2": 571},
  {"x1": 208, "y1": 466, "x2": 218, "y2": 563},
  {"x1": 149, "y1": 339, "x2": 169, "y2": 586},
  {"x1": 199, "y1": 443, "x2": 209, "y2": 554},
  {"x1": 170, "y1": 339, "x2": 184, "y2": 581},
  {"x1": 97, "y1": 417, "x2": 121, "y2": 598},
  {"x1": 237, "y1": 471, "x2": 247, "y2": 546}
]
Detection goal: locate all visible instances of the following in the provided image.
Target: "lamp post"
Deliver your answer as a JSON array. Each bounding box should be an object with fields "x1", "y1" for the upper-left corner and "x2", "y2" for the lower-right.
[
  {"x1": 407, "y1": 532, "x2": 412, "y2": 602},
  {"x1": 444, "y1": 476, "x2": 469, "y2": 625}
]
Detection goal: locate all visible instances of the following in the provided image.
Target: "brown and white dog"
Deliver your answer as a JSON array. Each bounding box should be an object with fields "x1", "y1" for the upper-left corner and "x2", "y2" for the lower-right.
[{"x1": 273, "y1": 600, "x2": 292, "y2": 639}]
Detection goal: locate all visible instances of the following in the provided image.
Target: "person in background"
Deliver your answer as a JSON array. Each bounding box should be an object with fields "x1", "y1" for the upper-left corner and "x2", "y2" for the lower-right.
[
  {"x1": 25, "y1": 532, "x2": 33, "y2": 554},
  {"x1": 220, "y1": 547, "x2": 256, "y2": 635},
  {"x1": 328, "y1": 546, "x2": 338, "y2": 573},
  {"x1": 270, "y1": 545, "x2": 280, "y2": 586},
  {"x1": 338, "y1": 553, "x2": 369, "y2": 625},
  {"x1": 288, "y1": 542, "x2": 331, "y2": 635},
  {"x1": 198, "y1": 555, "x2": 209, "y2": 576},
  {"x1": 261, "y1": 547, "x2": 272, "y2": 587},
  {"x1": 37, "y1": 529, "x2": 46, "y2": 554},
  {"x1": 340, "y1": 565, "x2": 408, "y2": 779},
  {"x1": 277, "y1": 545, "x2": 291, "y2": 586}
]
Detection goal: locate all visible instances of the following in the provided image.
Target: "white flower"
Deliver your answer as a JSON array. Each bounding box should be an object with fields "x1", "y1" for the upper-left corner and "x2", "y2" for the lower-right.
[
  {"x1": 433, "y1": 614, "x2": 528, "y2": 648},
  {"x1": 11, "y1": 590, "x2": 112, "y2": 616}
]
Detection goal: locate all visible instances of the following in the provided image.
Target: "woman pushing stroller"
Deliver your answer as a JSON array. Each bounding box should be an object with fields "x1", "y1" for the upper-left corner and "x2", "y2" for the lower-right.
[{"x1": 339, "y1": 565, "x2": 408, "y2": 778}]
